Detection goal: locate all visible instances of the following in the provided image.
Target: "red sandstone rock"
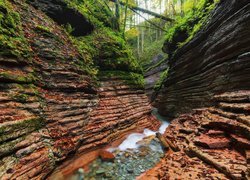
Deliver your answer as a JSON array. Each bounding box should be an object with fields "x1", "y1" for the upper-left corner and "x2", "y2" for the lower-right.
[
  {"x1": 140, "y1": 91, "x2": 250, "y2": 179},
  {"x1": 207, "y1": 130, "x2": 225, "y2": 136},
  {"x1": 230, "y1": 134, "x2": 250, "y2": 149},
  {"x1": 99, "y1": 150, "x2": 115, "y2": 162},
  {"x1": 0, "y1": 1, "x2": 160, "y2": 179},
  {"x1": 194, "y1": 134, "x2": 231, "y2": 149},
  {"x1": 136, "y1": 135, "x2": 155, "y2": 146}
]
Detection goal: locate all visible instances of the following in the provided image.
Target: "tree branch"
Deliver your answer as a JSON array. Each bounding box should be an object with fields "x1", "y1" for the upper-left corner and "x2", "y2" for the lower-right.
[
  {"x1": 109, "y1": 0, "x2": 174, "y2": 22},
  {"x1": 130, "y1": 8, "x2": 168, "y2": 32}
]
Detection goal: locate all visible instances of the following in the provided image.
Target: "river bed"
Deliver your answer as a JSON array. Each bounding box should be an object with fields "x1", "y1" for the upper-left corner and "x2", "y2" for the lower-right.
[{"x1": 69, "y1": 109, "x2": 169, "y2": 180}]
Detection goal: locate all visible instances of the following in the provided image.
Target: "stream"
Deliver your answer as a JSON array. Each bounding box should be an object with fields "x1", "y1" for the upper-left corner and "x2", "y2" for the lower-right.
[{"x1": 69, "y1": 108, "x2": 169, "y2": 180}]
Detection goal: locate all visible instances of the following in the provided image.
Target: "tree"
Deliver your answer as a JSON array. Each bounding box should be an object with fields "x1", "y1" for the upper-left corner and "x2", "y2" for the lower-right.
[
  {"x1": 109, "y1": 0, "x2": 174, "y2": 22},
  {"x1": 123, "y1": 0, "x2": 129, "y2": 37}
]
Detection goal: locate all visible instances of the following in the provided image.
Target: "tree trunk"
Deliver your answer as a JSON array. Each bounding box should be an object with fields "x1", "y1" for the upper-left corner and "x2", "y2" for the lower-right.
[
  {"x1": 141, "y1": 28, "x2": 144, "y2": 53},
  {"x1": 123, "y1": 0, "x2": 129, "y2": 38},
  {"x1": 180, "y1": 0, "x2": 184, "y2": 16},
  {"x1": 109, "y1": 0, "x2": 174, "y2": 22},
  {"x1": 115, "y1": 0, "x2": 120, "y2": 29}
]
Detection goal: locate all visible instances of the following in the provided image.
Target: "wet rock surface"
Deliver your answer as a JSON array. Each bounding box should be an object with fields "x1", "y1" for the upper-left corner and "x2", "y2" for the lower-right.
[
  {"x1": 70, "y1": 137, "x2": 165, "y2": 180},
  {"x1": 141, "y1": 1, "x2": 250, "y2": 178},
  {"x1": 0, "y1": 0, "x2": 159, "y2": 179},
  {"x1": 140, "y1": 91, "x2": 250, "y2": 179}
]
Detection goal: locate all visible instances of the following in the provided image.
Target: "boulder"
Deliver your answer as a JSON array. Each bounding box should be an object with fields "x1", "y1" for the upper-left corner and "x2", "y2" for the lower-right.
[{"x1": 99, "y1": 150, "x2": 115, "y2": 162}]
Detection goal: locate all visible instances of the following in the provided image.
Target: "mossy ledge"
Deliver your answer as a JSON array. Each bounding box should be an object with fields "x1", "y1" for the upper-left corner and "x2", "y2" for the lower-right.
[
  {"x1": 0, "y1": 0, "x2": 156, "y2": 178},
  {"x1": 0, "y1": 118, "x2": 44, "y2": 142},
  {"x1": 99, "y1": 70, "x2": 145, "y2": 89},
  {"x1": 0, "y1": 0, "x2": 31, "y2": 58}
]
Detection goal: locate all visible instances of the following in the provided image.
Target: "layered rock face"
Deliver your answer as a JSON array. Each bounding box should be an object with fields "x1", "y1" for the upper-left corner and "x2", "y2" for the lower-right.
[
  {"x1": 155, "y1": 0, "x2": 250, "y2": 118},
  {"x1": 144, "y1": 54, "x2": 168, "y2": 100},
  {"x1": 0, "y1": 0, "x2": 157, "y2": 179},
  {"x1": 76, "y1": 77, "x2": 160, "y2": 154},
  {"x1": 140, "y1": 0, "x2": 250, "y2": 179},
  {"x1": 140, "y1": 91, "x2": 250, "y2": 179}
]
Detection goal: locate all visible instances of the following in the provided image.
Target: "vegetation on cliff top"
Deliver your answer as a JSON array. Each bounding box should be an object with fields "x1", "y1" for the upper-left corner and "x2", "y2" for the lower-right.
[
  {"x1": 0, "y1": 0, "x2": 144, "y2": 87},
  {"x1": 64, "y1": 0, "x2": 143, "y2": 86},
  {"x1": 0, "y1": 0, "x2": 219, "y2": 89},
  {"x1": 0, "y1": 0, "x2": 31, "y2": 58},
  {"x1": 65, "y1": 0, "x2": 141, "y2": 73},
  {"x1": 163, "y1": 0, "x2": 219, "y2": 57},
  {"x1": 123, "y1": 0, "x2": 219, "y2": 92}
]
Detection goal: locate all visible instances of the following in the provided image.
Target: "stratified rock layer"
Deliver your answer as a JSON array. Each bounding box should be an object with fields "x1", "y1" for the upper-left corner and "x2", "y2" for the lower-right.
[
  {"x1": 139, "y1": 91, "x2": 250, "y2": 179},
  {"x1": 0, "y1": 0, "x2": 158, "y2": 179},
  {"x1": 144, "y1": 54, "x2": 168, "y2": 101},
  {"x1": 155, "y1": 0, "x2": 250, "y2": 118},
  {"x1": 77, "y1": 77, "x2": 160, "y2": 154},
  {"x1": 140, "y1": 0, "x2": 250, "y2": 179}
]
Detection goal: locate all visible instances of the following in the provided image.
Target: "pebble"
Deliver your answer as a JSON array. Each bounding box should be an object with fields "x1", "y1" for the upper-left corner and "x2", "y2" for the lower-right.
[
  {"x1": 96, "y1": 169, "x2": 106, "y2": 174},
  {"x1": 72, "y1": 138, "x2": 165, "y2": 179}
]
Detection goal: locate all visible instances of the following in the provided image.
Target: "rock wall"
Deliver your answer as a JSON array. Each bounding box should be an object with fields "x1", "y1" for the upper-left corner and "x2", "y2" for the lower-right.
[
  {"x1": 140, "y1": 91, "x2": 250, "y2": 179},
  {"x1": 155, "y1": 0, "x2": 250, "y2": 118},
  {"x1": 0, "y1": 0, "x2": 158, "y2": 179},
  {"x1": 139, "y1": 0, "x2": 250, "y2": 179},
  {"x1": 144, "y1": 54, "x2": 168, "y2": 100},
  {"x1": 77, "y1": 77, "x2": 159, "y2": 154}
]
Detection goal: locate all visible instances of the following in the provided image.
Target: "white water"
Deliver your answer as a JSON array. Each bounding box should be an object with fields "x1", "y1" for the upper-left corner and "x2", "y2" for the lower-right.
[
  {"x1": 159, "y1": 121, "x2": 169, "y2": 134},
  {"x1": 108, "y1": 111, "x2": 170, "y2": 152},
  {"x1": 118, "y1": 133, "x2": 145, "y2": 151}
]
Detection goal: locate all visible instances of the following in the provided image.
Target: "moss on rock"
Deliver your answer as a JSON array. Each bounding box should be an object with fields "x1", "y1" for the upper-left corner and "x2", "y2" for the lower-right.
[
  {"x1": 0, "y1": 118, "x2": 44, "y2": 143},
  {"x1": 0, "y1": 72, "x2": 36, "y2": 84},
  {"x1": 0, "y1": 0, "x2": 31, "y2": 58},
  {"x1": 163, "y1": 0, "x2": 219, "y2": 57},
  {"x1": 63, "y1": 0, "x2": 143, "y2": 85},
  {"x1": 99, "y1": 70, "x2": 145, "y2": 89}
]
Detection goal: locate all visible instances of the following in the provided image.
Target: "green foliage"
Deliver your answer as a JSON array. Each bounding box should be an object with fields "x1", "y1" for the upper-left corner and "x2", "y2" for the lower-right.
[
  {"x1": 35, "y1": 25, "x2": 51, "y2": 33},
  {"x1": 64, "y1": 23, "x2": 74, "y2": 34},
  {"x1": 165, "y1": 12, "x2": 194, "y2": 44},
  {"x1": 125, "y1": 17, "x2": 168, "y2": 71},
  {"x1": 34, "y1": 25, "x2": 63, "y2": 42},
  {"x1": 11, "y1": 93, "x2": 29, "y2": 103},
  {"x1": 164, "y1": 0, "x2": 219, "y2": 54},
  {"x1": 0, "y1": 72, "x2": 36, "y2": 83},
  {"x1": 141, "y1": 37, "x2": 167, "y2": 69},
  {"x1": 154, "y1": 68, "x2": 169, "y2": 91},
  {"x1": 145, "y1": 57, "x2": 166, "y2": 72},
  {"x1": 0, "y1": 0, "x2": 31, "y2": 58},
  {"x1": 64, "y1": 0, "x2": 142, "y2": 76},
  {"x1": 65, "y1": 0, "x2": 116, "y2": 29},
  {"x1": 72, "y1": 27, "x2": 142, "y2": 74},
  {"x1": 99, "y1": 70, "x2": 145, "y2": 88}
]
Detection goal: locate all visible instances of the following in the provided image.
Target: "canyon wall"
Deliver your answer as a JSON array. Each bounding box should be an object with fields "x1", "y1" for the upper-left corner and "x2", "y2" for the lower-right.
[
  {"x1": 144, "y1": 54, "x2": 168, "y2": 101},
  {"x1": 0, "y1": 0, "x2": 158, "y2": 179},
  {"x1": 154, "y1": 0, "x2": 250, "y2": 118},
  {"x1": 139, "y1": 0, "x2": 250, "y2": 179}
]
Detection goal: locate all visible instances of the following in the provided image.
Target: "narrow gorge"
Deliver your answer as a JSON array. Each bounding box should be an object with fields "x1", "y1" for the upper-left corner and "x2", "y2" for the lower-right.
[{"x1": 0, "y1": 0, "x2": 249, "y2": 179}]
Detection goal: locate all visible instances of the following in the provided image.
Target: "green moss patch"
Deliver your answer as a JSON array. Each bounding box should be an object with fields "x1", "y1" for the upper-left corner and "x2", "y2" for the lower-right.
[
  {"x1": 154, "y1": 68, "x2": 169, "y2": 91},
  {"x1": 0, "y1": 118, "x2": 44, "y2": 143},
  {"x1": 65, "y1": 0, "x2": 116, "y2": 29},
  {"x1": 63, "y1": 0, "x2": 141, "y2": 75},
  {"x1": 99, "y1": 70, "x2": 145, "y2": 89},
  {"x1": 0, "y1": 0, "x2": 31, "y2": 58},
  {"x1": 163, "y1": 0, "x2": 219, "y2": 57},
  {"x1": 0, "y1": 72, "x2": 36, "y2": 84}
]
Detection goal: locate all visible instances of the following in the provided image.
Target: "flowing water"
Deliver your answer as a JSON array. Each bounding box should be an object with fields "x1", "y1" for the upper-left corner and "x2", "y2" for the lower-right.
[{"x1": 70, "y1": 109, "x2": 169, "y2": 180}]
